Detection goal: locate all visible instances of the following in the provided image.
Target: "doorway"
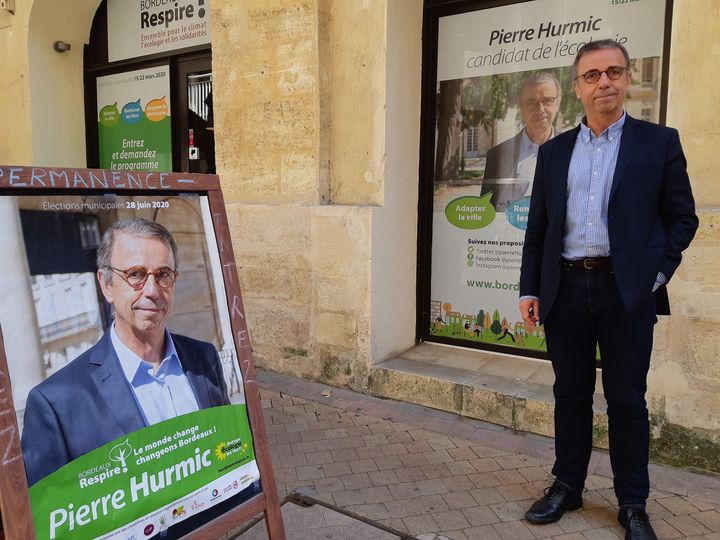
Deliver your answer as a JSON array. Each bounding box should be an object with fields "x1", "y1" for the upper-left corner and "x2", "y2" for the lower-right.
[
  {"x1": 177, "y1": 58, "x2": 215, "y2": 174},
  {"x1": 84, "y1": 1, "x2": 215, "y2": 175}
]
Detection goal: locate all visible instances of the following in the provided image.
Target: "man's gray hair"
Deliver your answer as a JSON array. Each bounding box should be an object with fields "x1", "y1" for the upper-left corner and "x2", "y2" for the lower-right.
[
  {"x1": 97, "y1": 217, "x2": 178, "y2": 284},
  {"x1": 573, "y1": 39, "x2": 631, "y2": 80},
  {"x1": 519, "y1": 71, "x2": 562, "y2": 100}
]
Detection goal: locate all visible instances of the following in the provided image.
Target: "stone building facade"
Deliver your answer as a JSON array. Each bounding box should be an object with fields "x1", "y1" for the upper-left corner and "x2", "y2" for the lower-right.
[{"x1": 0, "y1": 0, "x2": 718, "y2": 470}]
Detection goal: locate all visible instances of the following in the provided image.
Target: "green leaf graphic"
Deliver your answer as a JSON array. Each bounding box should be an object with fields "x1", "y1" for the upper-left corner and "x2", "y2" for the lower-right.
[{"x1": 109, "y1": 439, "x2": 132, "y2": 469}]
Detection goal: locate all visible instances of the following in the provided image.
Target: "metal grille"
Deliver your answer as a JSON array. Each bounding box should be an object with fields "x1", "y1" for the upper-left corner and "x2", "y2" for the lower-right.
[{"x1": 188, "y1": 73, "x2": 212, "y2": 121}]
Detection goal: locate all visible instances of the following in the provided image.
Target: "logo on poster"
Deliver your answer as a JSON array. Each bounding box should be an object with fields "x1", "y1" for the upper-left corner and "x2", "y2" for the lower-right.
[
  {"x1": 77, "y1": 439, "x2": 134, "y2": 488},
  {"x1": 172, "y1": 505, "x2": 187, "y2": 519},
  {"x1": 109, "y1": 439, "x2": 133, "y2": 471},
  {"x1": 140, "y1": 0, "x2": 207, "y2": 29}
]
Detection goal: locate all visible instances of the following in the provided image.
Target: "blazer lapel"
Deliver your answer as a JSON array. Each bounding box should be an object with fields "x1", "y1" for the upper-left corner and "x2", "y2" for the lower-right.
[
  {"x1": 610, "y1": 115, "x2": 639, "y2": 201},
  {"x1": 552, "y1": 126, "x2": 580, "y2": 221},
  {"x1": 89, "y1": 332, "x2": 146, "y2": 433},
  {"x1": 512, "y1": 131, "x2": 523, "y2": 172},
  {"x1": 173, "y1": 334, "x2": 213, "y2": 409}
]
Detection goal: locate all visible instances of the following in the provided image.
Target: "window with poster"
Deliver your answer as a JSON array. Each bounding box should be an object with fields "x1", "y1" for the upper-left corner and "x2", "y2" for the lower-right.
[
  {"x1": 417, "y1": 0, "x2": 673, "y2": 358},
  {"x1": 84, "y1": 0, "x2": 215, "y2": 176}
]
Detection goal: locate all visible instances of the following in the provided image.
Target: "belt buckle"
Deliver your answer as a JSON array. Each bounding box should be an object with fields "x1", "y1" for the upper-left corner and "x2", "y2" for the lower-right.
[{"x1": 583, "y1": 259, "x2": 593, "y2": 270}]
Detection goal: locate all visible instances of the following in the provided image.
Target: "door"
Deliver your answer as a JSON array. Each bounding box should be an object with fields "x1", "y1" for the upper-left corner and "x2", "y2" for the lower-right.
[{"x1": 177, "y1": 57, "x2": 215, "y2": 174}]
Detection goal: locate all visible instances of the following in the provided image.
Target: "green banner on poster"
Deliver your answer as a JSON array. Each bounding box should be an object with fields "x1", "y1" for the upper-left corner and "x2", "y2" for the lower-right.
[
  {"x1": 30, "y1": 405, "x2": 259, "y2": 540},
  {"x1": 97, "y1": 67, "x2": 172, "y2": 173}
]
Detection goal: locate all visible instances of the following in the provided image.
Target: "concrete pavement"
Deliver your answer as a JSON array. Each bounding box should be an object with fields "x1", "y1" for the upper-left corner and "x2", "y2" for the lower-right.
[{"x1": 233, "y1": 370, "x2": 720, "y2": 540}]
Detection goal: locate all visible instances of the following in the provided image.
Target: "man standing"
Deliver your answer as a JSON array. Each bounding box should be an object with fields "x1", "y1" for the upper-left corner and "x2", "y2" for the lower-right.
[
  {"x1": 519, "y1": 40, "x2": 697, "y2": 540},
  {"x1": 482, "y1": 72, "x2": 561, "y2": 209}
]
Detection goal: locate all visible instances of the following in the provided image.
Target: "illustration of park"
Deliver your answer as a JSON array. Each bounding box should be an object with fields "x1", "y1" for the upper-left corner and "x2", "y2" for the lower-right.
[{"x1": 429, "y1": 299, "x2": 547, "y2": 352}]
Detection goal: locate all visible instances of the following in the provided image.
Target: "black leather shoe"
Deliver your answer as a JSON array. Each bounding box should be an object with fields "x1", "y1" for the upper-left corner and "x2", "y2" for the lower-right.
[
  {"x1": 618, "y1": 506, "x2": 657, "y2": 540},
  {"x1": 524, "y1": 480, "x2": 583, "y2": 524}
]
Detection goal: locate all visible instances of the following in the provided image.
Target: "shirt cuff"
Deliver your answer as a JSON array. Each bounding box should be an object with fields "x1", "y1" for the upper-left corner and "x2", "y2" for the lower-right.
[
  {"x1": 519, "y1": 295, "x2": 539, "y2": 302},
  {"x1": 652, "y1": 272, "x2": 666, "y2": 293}
]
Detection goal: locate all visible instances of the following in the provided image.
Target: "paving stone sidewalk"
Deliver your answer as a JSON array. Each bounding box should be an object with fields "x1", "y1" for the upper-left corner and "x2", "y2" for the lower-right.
[{"x1": 239, "y1": 370, "x2": 720, "y2": 540}]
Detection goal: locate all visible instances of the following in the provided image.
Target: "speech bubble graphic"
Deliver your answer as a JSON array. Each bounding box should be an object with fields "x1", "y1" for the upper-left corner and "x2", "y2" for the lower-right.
[
  {"x1": 121, "y1": 99, "x2": 143, "y2": 124},
  {"x1": 506, "y1": 196, "x2": 531, "y2": 230},
  {"x1": 145, "y1": 96, "x2": 168, "y2": 122},
  {"x1": 445, "y1": 193, "x2": 496, "y2": 229},
  {"x1": 99, "y1": 102, "x2": 120, "y2": 127}
]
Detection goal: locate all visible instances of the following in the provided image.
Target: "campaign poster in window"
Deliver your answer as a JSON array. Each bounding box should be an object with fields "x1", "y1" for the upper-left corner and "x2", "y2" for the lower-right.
[
  {"x1": 97, "y1": 67, "x2": 173, "y2": 174},
  {"x1": 429, "y1": 0, "x2": 666, "y2": 352}
]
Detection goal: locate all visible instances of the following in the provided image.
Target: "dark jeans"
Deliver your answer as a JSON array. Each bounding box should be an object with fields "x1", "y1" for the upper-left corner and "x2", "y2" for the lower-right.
[{"x1": 544, "y1": 268, "x2": 655, "y2": 506}]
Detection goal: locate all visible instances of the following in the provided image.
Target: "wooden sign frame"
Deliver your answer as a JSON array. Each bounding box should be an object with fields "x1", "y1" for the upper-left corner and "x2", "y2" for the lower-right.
[{"x1": 0, "y1": 165, "x2": 285, "y2": 539}]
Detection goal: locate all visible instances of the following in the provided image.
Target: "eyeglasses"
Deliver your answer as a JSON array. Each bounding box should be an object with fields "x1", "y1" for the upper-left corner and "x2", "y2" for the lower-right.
[
  {"x1": 575, "y1": 66, "x2": 628, "y2": 84},
  {"x1": 521, "y1": 96, "x2": 557, "y2": 109},
  {"x1": 105, "y1": 266, "x2": 177, "y2": 290}
]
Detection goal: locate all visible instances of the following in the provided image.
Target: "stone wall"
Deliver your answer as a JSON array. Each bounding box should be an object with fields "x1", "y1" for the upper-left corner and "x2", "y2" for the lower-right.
[
  {"x1": 0, "y1": 2, "x2": 32, "y2": 164},
  {"x1": 0, "y1": 0, "x2": 98, "y2": 166},
  {"x1": 211, "y1": 0, "x2": 391, "y2": 388},
  {"x1": 646, "y1": 0, "x2": 720, "y2": 469}
]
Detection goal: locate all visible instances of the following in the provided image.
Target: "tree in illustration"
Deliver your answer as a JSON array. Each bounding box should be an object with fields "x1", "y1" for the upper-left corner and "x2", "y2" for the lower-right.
[
  {"x1": 462, "y1": 75, "x2": 511, "y2": 136},
  {"x1": 483, "y1": 311, "x2": 492, "y2": 332},
  {"x1": 434, "y1": 79, "x2": 463, "y2": 184},
  {"x1": 490, "y1": 309, "x2": 502, "y2": 336},
  {"x1": 475, "y1": 309, "x2": 485, "y2": 337}
]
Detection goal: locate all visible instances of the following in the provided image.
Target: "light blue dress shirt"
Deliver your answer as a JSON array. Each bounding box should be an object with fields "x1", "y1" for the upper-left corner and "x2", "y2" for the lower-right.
[
  {"x1": 516, "y1": 128, "x2": 555, "y2": 182},
  {"x1": 111, "y1": 324, "x2": 200, "y2": 426},
  {"x1": 562, "y1": 113, "x2": 625, "y2": 259}
]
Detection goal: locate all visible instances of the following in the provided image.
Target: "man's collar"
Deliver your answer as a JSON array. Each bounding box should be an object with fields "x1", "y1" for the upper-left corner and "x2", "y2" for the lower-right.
[
  {"x1": 110, "y1": 323, "x2": 179, "y2": 383},
  {"x1": 579, "y1": 111, "x2": 626, "y2": 143},
  {"x1": 521, "y1": 127, "x2": 555, "y2": 149}
]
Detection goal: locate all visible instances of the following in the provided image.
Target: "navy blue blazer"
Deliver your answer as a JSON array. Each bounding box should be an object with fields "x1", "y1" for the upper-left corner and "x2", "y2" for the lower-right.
[
  {"x1": 21, "y1": 331, "x2": 230, "y2": 487},
  {"x1": 520, "y1": 115, "x2": 698, "y2": 323}
]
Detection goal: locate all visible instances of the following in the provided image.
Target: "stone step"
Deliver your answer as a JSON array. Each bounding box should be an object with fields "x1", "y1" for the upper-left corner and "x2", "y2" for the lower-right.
[{"x1": 368, "y1": 343, "x2": 610, "y2": 448}]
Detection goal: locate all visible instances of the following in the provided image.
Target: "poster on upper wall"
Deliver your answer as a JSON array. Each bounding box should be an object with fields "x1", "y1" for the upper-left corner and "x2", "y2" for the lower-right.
[
  {"x1": 0, "y1": 188, "x2": 260, "y2": 538},
  {"x1": 429, "y1": 0, "x2": 667, "y2": 353},
  {"x1": 107, "y1": 0, "x2": 212, "y2": 63},
  {"x1": 97, "y1": 66, "x2": 173, "y2": 173}
]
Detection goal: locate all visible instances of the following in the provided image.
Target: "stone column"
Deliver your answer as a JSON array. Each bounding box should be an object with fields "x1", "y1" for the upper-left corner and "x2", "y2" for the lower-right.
[
  {"x1": 0, "y1": 197, "x2": 44, "y2": 420},
  {"x1": 201, "y1": 197, "x2": 244, "y2": 400}
]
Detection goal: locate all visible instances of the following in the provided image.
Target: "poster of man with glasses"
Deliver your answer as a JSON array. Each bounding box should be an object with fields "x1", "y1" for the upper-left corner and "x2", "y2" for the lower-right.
[
  {"x1": 429, "y1": 0, "x2": 668, "y2": 353},
  {"x1": 480, "y1": 71, "x2": 561, "y2": 211},
  {"x1": 0, "y1": 193, "x2": 258, "y2": 539},
  {"x1": 21, "y1": 216, "x2": 230, "y2": 489}
]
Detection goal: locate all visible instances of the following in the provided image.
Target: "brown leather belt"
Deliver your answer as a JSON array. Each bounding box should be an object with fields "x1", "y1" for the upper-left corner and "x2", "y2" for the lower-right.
[{"x1": 561, "y1": 257, "x2": 613, "y2": 271}]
